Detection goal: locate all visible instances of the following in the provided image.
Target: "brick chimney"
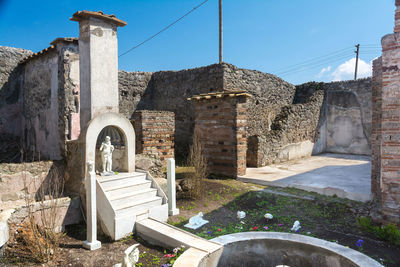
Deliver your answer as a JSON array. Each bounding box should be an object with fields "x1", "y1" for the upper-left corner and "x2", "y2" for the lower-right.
[{"x1": 70, "y1": 11, "x2": 127, "y2": 130}]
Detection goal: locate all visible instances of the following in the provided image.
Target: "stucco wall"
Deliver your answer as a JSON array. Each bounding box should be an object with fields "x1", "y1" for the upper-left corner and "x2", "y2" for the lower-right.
[
  {"x1": 295, "y1": 79, "x2": 372, "y2": 156},
  {"x1": 325, "y1": 91, "x2": 370, "y2": 155},
  {"x1": 22, "y1": 49, "x2": 61, "y2": 160},
  {"x1": 0, "y1": 43, "x2": 79, "y2": 161}
]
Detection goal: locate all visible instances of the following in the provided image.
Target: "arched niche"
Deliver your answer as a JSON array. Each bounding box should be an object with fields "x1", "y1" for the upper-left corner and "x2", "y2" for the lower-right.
[
  {"x1": 81, "y1": 113, "x2": 135, "y2": 176},
  {"x1": 95, "y1": 126, "x2": 125, "y2": 172}
]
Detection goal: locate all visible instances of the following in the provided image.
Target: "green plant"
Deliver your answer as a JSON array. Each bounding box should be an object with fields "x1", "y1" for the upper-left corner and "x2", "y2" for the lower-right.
[
  {"x1": 164, "y1": 245, "x2": 185, "y2": 265},
  {"x1": 357, "y1": 216, "x2": 400, "y2": 245}
]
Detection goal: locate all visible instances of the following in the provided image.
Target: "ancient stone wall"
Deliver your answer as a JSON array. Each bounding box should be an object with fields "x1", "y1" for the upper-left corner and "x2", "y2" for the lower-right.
[
  {"x1": 191, "y1": 92, "x2": 248, "y2": 177},
  {"x1": 0, "y1": 42, "x2": 373, "y2": 168},
  {"x1": 119, "y1": 70, "x2": 153, "y2": 118},
  {"x1": 371, "y1": 1, "x2": 400, "y2": 223},
  {"x1": 148, "y1": 64, "x2": 225, "y2": 156},
  {"x1": 247, "y1": 90, "x2": 324, "y2": 167},
  {"x1": 222, "y1": 64, "x2": 295, "y2": 137},
  {"x1": 57, "y1": 41, "x2": 80, "y2": 144},
  {"x1": 0, "y1": 42, "x2": 80, "y2": 161},
  {"x1": 133, "y1": 110, "x2": 175, "y2": 165},
  {"x1": 0, "y1": 47, "x2": 32, "y2": 139},
  {"x1": 0, "y1": 161, "x2": 64, "y2": 202}
]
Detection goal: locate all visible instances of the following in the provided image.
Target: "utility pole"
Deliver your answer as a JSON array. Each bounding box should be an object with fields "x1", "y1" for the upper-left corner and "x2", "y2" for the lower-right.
[
  {"x1": 219, "y1": 0, "x2": 223, "y2": 63},
  {"x1": 354, "y1": 44, "x2": 360, "y2": 80}
]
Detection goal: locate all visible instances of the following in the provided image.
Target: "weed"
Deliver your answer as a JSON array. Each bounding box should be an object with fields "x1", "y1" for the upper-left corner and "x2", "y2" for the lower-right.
[
  {"x1": 185, "y1": 134, "x2": 207, "y2": 199},
  {"x1": 357, "y1": 216, "x2": 400, "y2": 245},
  {"x1": 19, "y1": 154, "x2": 65, "y2": 263}
]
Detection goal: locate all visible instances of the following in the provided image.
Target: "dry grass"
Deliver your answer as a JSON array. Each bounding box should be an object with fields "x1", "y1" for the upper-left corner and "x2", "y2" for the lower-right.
[
  {"x1": 21, "y1": 153, "x2": 65, "y2": 263},
  {"x1": 185, "y1": 134, "x2": 207, "y2": 199}
]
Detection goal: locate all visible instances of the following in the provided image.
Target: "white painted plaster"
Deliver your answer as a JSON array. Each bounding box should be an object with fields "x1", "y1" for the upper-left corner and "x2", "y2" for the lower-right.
[{"x1": 167, "y1": 158, "x2": 179, "y2": 216}]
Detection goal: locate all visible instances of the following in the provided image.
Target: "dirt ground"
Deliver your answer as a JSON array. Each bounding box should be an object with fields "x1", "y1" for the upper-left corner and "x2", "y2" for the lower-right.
[
  {"x1": 2, "y1": 223, "x2": 170, "y2": 267},
  {"x1": 171, "y1": 180, "x2": 400, "y2": 267},
  {"x1": 1, "y1": 178, "x2": 400, "y2": 266}
]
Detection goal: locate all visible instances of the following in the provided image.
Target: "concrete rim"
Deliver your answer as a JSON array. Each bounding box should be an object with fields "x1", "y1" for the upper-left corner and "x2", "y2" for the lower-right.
[
  {"x1": 210, "y1": 232, "x2": 382, "y2": 267},
  {"x1": 175, "y1": 232, "x2": 383, "y2": 267}
]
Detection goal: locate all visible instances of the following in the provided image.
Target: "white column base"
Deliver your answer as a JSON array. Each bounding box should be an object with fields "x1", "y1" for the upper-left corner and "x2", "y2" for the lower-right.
[
  {"x1": 169, "y1": 208, "x2": 180, "y2": 216},
  {"x1": 82, "y1": 240, "x2": 101, "y2": 250}
]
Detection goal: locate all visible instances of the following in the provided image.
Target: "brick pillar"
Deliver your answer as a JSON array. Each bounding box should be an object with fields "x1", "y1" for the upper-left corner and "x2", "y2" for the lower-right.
[
  {"x1": 371, "y1": 1, "x2": 400, "y2": 223},
  {"x1": 133, "y1": 110, "x2": 175, "y2": 165},
  {"x1": 371, "y1": 57, "x2": 382, "y2": 203},
  {"x1": 395, "y1": 0, "x2": 400, "y2": 33},
  {"x1": 189, "y1": 91, "x2": 250, "y2": 177}
]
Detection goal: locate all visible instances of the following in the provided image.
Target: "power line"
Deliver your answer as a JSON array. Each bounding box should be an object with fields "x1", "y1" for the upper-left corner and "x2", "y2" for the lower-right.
[
  {"x1": 273, "y1": 44, "x2": 381, "y2": 76},
  {"x1": 119, "y1": 0, "x2": 209, "y2": 58},
  {"x1": 275, "y1": 51, "x2": 354, "y2": 75},
  {"x1": 278, "y1": 52, "x2": 352, "y2": 74},
  {"x1": 360, "y1": 44, "x2": 381, "y2": 46},
  {"x1": 272, "y1": 47, "x2": 353, "y2": 73},
  {"x1": 277, "y1": 54, "x2": 354, "y2": 77}
]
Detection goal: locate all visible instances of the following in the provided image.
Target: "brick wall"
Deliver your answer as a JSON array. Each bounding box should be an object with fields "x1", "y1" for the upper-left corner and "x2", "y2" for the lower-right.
[
  {"x1": 133, "y1": 110, "x2": 174, "y2": 165},
  {"x1": 371, "y1": 1, "x2": 400, "y2": 224},
  {"x1": 190, "y1": 92, "x2": 249, "y2": 177},
  {"x1": 371, "y1": 57, "x2": 382, "y2": 203}
]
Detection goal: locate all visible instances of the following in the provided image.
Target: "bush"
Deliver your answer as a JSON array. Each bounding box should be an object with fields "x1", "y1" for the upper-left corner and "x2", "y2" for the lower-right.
[
  {"x1": 185, "y1": 134, "x2": 207, "y2": 199},
  {"x1": 357, "y1": 216, "x2": 400, "y2": 246},
  {"x1": 22, "y1": 160, "x2": 65, "y2": 263}
]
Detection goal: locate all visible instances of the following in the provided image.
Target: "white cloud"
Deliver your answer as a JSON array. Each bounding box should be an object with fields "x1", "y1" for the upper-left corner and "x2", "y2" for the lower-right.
[
  {"x1": 316, "y1": 66, "x2": 331, "y2": 78},
  {"x1": 331, "y1": 58, "x2": 372, "y2": 81}
]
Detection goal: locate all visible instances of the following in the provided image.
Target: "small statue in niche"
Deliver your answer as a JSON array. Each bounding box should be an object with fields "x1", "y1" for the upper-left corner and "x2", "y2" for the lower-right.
[{"x1": 100, "y1": 136, "x2": 115, "y2": 176}]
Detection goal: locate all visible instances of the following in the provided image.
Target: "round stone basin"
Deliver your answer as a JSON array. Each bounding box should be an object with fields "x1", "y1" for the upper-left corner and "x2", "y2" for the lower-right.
[{"x1": 174, "y1": 232, "x2": 383, "y2": 267}]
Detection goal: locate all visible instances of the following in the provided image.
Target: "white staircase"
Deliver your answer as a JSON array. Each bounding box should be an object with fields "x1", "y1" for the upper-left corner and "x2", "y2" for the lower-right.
[{"x1": 96, "y1": 171, "x2": 168, "y2": 240}]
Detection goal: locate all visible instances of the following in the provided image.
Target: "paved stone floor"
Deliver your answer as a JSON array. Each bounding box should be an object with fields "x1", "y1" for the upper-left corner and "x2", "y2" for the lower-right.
[{"x1": 238, "y1": 153, "x2": 371, "y2": 202}]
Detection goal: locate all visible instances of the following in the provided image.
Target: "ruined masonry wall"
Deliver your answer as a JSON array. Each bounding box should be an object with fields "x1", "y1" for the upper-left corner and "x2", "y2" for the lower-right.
[
  {"x1": 147, "y1": 64, "x2": 225, "y2": 156},
  {"x1": 119, "y1": 70, "x2": 153, "y2": 118},
  {"x1": 58, "y1": 43, "x2": 80, "y2": 142},
  {"x1": 247, "y1": 90, "x2": 324, "y2": 167},
  {"x1": 133, "y1": 110, "x2": 175, "y2": 165},
  {"x1": 222, "y1": 64, "x2": 295, "y2": 137},
  {"x1": 0, "y1": 161, "x2": 60, "y2": 202},
  {"x1": 0, "y1": 47, "x2": 32, "y2": 138}
]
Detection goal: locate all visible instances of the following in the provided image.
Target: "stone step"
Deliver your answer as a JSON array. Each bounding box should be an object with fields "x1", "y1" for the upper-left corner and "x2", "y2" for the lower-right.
[
  {"x1": 103, "y1": 180, "x2": 152, "y2": 197},
  {"x1": 110, "y1": 188, "x2": 158, "y2": 206},
  {"x1": 115, "y1": 196, "x2": 162, "y2": 217},
  {"x1": 135, "y1": 218, "x2": 222, "y2": 253},
  {"x1": 98, "y1": 172, "x2": 146, "y2": 185}
]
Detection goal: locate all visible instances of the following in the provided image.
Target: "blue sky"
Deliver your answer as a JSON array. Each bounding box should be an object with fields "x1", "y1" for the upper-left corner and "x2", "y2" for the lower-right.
[{"x1": 0, "y1": 0, "x2": 395, "y2": 84}]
